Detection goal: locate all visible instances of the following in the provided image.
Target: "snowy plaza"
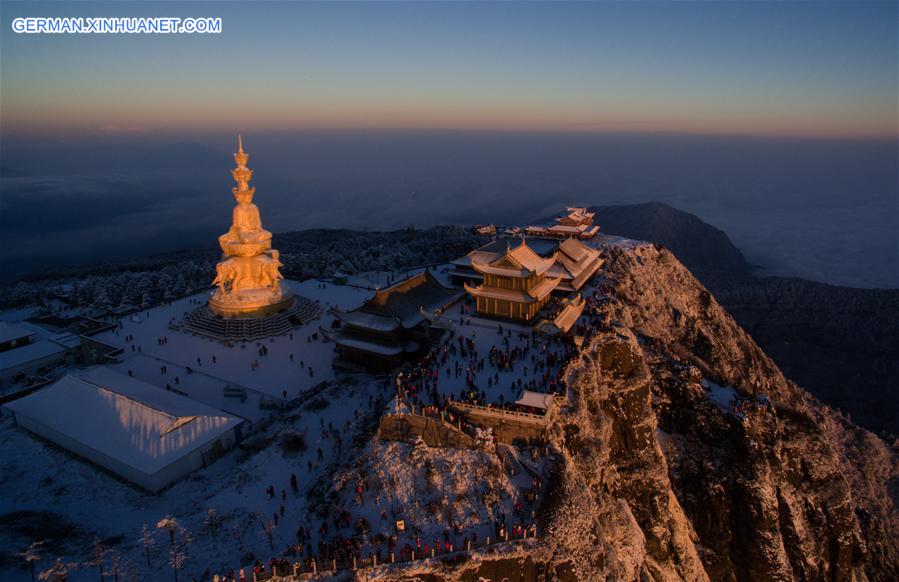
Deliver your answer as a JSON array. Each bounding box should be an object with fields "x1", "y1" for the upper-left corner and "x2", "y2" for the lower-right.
[
  {"x1": 0, "y1": 135, "x2": 608, "y2": 582},
  {"x1": 0, "y1": 269, "x2": 569, "y2": 580},
  {"x1": 86, "y1": 279, "x2": 370, "y2": 421}
]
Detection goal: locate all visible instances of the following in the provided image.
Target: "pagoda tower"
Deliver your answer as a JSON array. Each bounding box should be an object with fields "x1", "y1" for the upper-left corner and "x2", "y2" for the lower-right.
[{"x1": 209, "y1": 135, "x2": 292, "y2": 317}]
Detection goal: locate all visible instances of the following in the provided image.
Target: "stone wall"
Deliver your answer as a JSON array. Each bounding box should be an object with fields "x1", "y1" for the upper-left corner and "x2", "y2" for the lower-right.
[
  {"x1": 449, "y1": 402, "x2": 549, "y2": 445},
  {"x1": 378, "y1": 413, "x2": 476, "y2": 449}
]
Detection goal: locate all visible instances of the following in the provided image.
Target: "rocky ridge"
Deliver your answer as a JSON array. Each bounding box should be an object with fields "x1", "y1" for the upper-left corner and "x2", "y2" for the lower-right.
[
  {"x1": 576, "y1": 201, "x2": 899, "y2": 437},
  {"x1": 379, "y1": 241, "x2": 898, "y2": 581}
]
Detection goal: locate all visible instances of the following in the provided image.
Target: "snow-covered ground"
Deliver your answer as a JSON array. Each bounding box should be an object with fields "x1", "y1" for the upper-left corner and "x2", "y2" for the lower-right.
[
  {"x1": 339, "y1": 264, "x2": 456, "y2": 292},
  {"x1": 0, "y1": 278, "x2": 381, "y2": 579},
  {"x1": 704, "y1": 379, "x2": 738, "y2": 412},
  {"x1": 0, "y1": 373, "x2": 386, "y2": 581},
  {"x1": 88, "y1": 280, "x2": 368, "y2": 405},
  {"x1": 327, "y1": 439, "x2": 522, "y2": 556},
  {"x1": 0, "y1": 266, "x2": 589, "y2": 580}
]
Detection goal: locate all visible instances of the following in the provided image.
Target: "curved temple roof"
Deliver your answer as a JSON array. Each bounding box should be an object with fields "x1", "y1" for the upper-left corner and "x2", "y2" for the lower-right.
[
  {"x1": 333, "y1": 270, "x2": 462, "y2": 332},
  {"x1": 471, "y1": 240, "x2": 556, "y2": 278}
]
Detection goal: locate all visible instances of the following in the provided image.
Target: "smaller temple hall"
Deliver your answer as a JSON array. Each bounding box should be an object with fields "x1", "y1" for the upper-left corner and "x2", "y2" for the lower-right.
[{"x1": 323, "y1": 271, "x2": 462, "y2": 372}]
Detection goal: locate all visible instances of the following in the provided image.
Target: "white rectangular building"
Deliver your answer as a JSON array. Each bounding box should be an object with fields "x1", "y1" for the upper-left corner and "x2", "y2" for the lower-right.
[
  {"x1": 0, "y1": 339, "x2": 69, "y2": 384},
  {"x1": 5, "y1": 367, "x2": 243, "y2": 492},
  {"x1": 0, "y1": 321, "x2": 35, "y2": 352}
]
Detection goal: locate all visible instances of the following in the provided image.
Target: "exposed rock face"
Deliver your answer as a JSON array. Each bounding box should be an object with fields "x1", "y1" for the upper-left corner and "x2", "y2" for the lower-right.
[
  {"x1": 702, "y1": 273, "x2": 899, "y2": 436},
  {"x1": 547, "y1": 242, "x2": 898, "y2": 580},
  {"x1": 587, "y1": 201, "x2": 899, "y2": 437},
  {"x1": 383, "y1": 242, "x2": 898, "y2": 580},
  {"x1": 542, "y1": 325, "x2": 709, "y2": 581}
]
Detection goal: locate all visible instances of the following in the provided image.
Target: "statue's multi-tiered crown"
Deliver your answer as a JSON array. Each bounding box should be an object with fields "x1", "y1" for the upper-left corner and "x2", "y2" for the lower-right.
[{"x1": 231, "y1": 134, "x2": 254, "y2": 197}]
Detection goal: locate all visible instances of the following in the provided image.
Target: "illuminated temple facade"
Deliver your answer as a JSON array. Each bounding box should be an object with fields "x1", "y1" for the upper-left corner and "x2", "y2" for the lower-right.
[{"x1": 464, "y1": 240, "x2": 561, "y2": 322}]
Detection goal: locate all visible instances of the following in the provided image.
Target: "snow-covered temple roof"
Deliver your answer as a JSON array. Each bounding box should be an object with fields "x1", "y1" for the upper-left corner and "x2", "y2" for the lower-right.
[
  {"x1": 453, "y1": 237, "x2": 600, "y2": 291},
  {"x1": 334, "y1": 310, "x2": 400, "y2": 333},
  {"x1": 471, "y1": 240, "x2": 556, "y2": 278},
  {"x1": 453, "y1": 238, "x2": 560, "y2": 267},
  {"x1": 320, "y1": 332, "x2": 409, "y2": 356},
  {"x1": 554, "y1": 297, "x2": 584, "y2": 332},
  {"x1": 335, "y1": 270, "x2": 462, "y2": 332},
  {"x1": 549, "y1": 238, "x2": 604, "y2": 291},
  {"x1": 464, "y1": 274, "x2": 561, "y2": 304},
  {"x1": 5, "y1": 367, "x2": 242, "y2": 476}
]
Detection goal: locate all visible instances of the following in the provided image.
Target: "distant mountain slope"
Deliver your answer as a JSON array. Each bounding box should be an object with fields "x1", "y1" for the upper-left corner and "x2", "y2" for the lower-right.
[
  {"x1": 596, "y1": 202, "x2": 752, "y2": 274},
  {"x1": 702, "y1": 272, "x2": 899, "y2": 436}
]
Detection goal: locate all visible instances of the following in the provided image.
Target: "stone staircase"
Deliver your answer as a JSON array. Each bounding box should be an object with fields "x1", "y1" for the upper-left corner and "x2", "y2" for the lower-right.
[{"x1": 496, "y1": 444, "x2": 541, "y2": 526}]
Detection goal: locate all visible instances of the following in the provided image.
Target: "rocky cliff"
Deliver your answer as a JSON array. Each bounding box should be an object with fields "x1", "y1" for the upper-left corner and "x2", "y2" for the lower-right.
[
  {"x1": 701, "y1": 273, "x2": 899, "y2": 437},
  {"x1": 550, "y1": 242, "x2": 898, "y2": 581},
  {"x1": 581, "y1": 202, "x2": 899, "y2": 437},
  {"x1": 385, "y1": 242, "x2": 899, "y2": 581}
]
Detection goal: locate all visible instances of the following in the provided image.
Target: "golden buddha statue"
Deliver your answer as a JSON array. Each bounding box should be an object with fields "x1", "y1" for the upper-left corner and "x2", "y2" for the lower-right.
[
  {"x1": 209, "y1": 135, "x2": 292, "y2": 317},
  {"x1": 218, "y1": 135, "x2": 273, "y2": 256}
]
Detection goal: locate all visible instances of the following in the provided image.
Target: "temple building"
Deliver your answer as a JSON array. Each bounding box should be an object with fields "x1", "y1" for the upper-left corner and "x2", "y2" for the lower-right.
[
  {"x1": 525, "y1": 206, "x2": 600, "y2": 239},
  {"x1": 0, "y1": 322, "x2": 33, "y2": 353},
  {"x1": 536, "y1": 293, "x2": 586, "y2": 335},
  {"x1": 557, "y1": 206, "x2": 595, "y2": 227},
  {"x1": 547, "y1": 238, "x2": 604, "y2": 293},
  {"x1": 324, "y1": 271, "x2": 462, "y2": 372},
  {"x1": 450, "y1": 237, "x2": 602, "y2": 295},
  {"x1": 463, "y1": 240, "x2": 561, "y2": 322}
]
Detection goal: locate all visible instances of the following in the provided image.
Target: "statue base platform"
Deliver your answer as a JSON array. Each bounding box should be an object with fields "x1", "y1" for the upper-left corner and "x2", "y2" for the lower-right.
[
  {"x1": 209, "y1": 288, "x2": 295, "y2": 319},
  {"x1": 184, "y1": 295, "x2": 321, "y2": 342}
]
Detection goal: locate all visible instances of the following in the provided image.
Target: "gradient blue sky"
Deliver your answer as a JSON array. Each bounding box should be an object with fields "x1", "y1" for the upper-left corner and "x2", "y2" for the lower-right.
[{"x1": 1, "y1": 1, "x2": 896, "y2": 137}]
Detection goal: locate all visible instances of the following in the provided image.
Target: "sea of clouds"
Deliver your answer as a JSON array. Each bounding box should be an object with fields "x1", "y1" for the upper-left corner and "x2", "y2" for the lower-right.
[{"x1": 1, "y1": 132, "x2": 895, "y2": 288}]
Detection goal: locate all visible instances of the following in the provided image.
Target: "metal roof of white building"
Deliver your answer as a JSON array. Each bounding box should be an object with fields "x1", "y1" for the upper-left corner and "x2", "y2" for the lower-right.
[{"x1": 6, "y1": 367, "x2": 241, "y2": 475}]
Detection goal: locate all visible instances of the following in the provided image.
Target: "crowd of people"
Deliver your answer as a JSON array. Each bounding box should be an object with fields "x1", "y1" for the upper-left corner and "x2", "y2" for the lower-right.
[
  {"x1": 208, "y1": 288, "x2": 615, "y2": 581},
  {"x1": 394, "y1": 319, "x2": 576, "y2": 419}
]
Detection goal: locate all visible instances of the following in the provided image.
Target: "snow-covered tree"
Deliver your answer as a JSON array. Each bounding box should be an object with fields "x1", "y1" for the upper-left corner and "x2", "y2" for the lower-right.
[
  {"x1": 261, "y1": 519, "x2": 276, "y2": 552},
  {"x1": 106, "y1": 550, "x2": 122, "y2": 582},
  {"x1": 155, "y1": 516, "x2": 179, "y2": 549},
  {"x1": 86, "y1": 538, "x2": 107, "y2": 581},
  {"x1": 139, "y1": 524, "x2": 155, "y2": 570},
  {"x1": 37, "y1": 558, "x2": 75, "y2": 582},
  {"x1": 17, "y1": 540, "x2": 45, "y2": 582},
  {"x1": 203, "y1": 507, "x2": 221, "y2": 541},
  {"x1": 179, "y1": 527, "x2": 193, "y2": 560},
  {"x1": 167, "y1": 547, "x2": 186, "y2": 582}
]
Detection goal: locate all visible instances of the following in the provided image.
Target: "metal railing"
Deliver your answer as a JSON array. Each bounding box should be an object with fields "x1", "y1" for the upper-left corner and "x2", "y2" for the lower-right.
[{"x1": 224, "y1": 528, "x2": 540, "y2": 582}]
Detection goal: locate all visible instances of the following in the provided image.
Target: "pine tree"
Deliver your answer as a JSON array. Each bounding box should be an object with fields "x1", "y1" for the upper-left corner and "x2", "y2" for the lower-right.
[
  {"x1": 139, "y1": 524, "x2": 155, "y2": 570},
  {"x1": 17, "y1": 540, "x2": 45, "y2": 582}
]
